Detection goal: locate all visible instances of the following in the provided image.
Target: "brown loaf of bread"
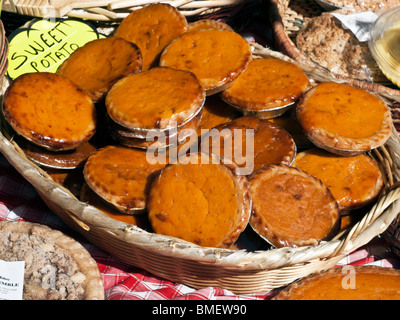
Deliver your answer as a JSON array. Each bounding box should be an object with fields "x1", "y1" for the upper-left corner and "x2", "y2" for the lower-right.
[
  {"x1": 320, "y1": 0, "x2": 400, "y2": 11},
  {"x1": 296, "y1": 13, "x2": 388, "y2": 83}
]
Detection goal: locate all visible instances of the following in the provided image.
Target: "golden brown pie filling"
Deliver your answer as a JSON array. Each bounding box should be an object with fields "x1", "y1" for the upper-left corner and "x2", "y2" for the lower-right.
[
  {"x1": 296, "y1": 82, "x2": 392, "y2": 155},
  {"x1": 148, "y1": 153, "x2": 250, "y2": 248},
  {"x1": 106, "y1": 67, "x2": 204, "y2": 131},
  {"x1": 114, "y1": 3, "x2": 188, "y2": 71},
  {"x1": 274, "y1": 266, "x2": 400, "y2": 300},
  {"x1": 249, "y1": 165, "x2": 340, "y2": 248},
  {"x1": 292, "y1": 148, "x2": 384, "y2": 211},
  {"x1": 3, "y1": 72, "x2": 96, "y2": 151},
  {"x1": 221, "y1": 58, "x2": 310, "y2": 112},
  {"x1": 160, "y1": 29, "x2": 251, "y2": 94},
  {"x1": 84, "y1": 145, "x2": 165, "y2": 213},
  {"x1": 57, "y1": 37, "x2": 142, "y2": 102}
]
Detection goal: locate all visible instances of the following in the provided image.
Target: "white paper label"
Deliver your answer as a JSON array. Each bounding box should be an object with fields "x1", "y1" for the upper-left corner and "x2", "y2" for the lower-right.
[
  {"x1": 0, "y1": 260, "x2": 25, "y2": 300},
  {"x1": 330, "y1": 11, "x2": 378, "y2": 42}
]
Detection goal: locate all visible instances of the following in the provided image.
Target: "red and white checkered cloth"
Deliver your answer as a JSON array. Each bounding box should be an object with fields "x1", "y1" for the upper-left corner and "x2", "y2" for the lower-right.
[{"x1": 0, "y1": 154, "x2": 399, "y2": 300}]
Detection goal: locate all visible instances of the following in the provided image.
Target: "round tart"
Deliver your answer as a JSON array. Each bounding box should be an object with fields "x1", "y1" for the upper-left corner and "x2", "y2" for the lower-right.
[
  {"x1": 3, "y1": 72, "x2": 96, "y2": 151},
  {"x1": 249, "y1": 164, "x2": 340, "y2": 248},
  {"x1": 221, "y1": 58, "x2": 310, "y2": 118},
  {"x1": 83, "y1": 145, "x2": 166, "y2": 214},
  {"x1": 19, "y1": 137, "x2": 100, "y2": 169},
  {"x1": 296, "y1": 82, "x2": 393, "y2": 156},
  {"x1": 80, "y1": 183, "x2": 151, "y2": 231},
  {"x1": 292, "y1": 148, "x2": 384, "y2": 211},
  {"x1": 196, "y1": 95, "x2": 241, "y2": 134},
  {"x1": 147, "y1": 153, "x2": 251, "y2": 248},
  {"x1": 273, "y1": 265, "x2": 400, "y2": 300},
  {"x1": 0, "y1": 221, "x2": 104, "y2": 300},
  {"x1": 107, "y1": 109, "x2": 202, "y2": 150},
  {"x1": 188, "y1": 19, "x2": 233, "y2": 32},
  {"x1": 106, "y1": 67, "x2": 205, "y2": 134},
  {"x1": 159, "y1": 29, "x2": 252, "y2": 95},
  {"x1": 201, "y1": 116, "x2": 296, "y2": 175},
  {"x1": 57, "y1": 37, "x2": 142, "y2": 102},
  {"x1": 113, "y1": 3, "x2": 188, "y2": 71}
]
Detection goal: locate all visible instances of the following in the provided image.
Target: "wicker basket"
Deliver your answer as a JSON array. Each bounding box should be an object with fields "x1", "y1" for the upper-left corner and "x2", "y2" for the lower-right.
[
  {"x1": 1, "y1": 43, "x2": 400, "y2": 294},
  {"x1": 0, "y1": 21, "x2": 8, "y2": 84},
  {"x1": 2, "y1": 0, "x2": 247, "y2": 21},
  {"x1": 384, "y1": 215, "x2": 400, "y2": 258},
  {"x1": 268, "y1": 0, "x2": 400, "y2": 97}
]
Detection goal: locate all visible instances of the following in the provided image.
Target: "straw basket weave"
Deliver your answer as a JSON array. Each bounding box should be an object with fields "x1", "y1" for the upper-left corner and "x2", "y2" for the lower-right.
[
  {"x1": 2, "y1": 0, "x2": 247, "y2": 21},
  {"x1": 268, "y1": 0, "x2": 400, "y2": 97},
  {"x1": 1, "y1": 41, "x2": 400, "y2": 293}
]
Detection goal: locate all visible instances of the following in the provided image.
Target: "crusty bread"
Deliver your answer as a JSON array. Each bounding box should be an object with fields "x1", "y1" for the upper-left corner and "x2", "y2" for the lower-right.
[
  {"x1": 296, "y1": 13, "x2": 388, "y2": 83},
  {"x1": 321, "y1": 0, "x2": 400, "y2": 11}
]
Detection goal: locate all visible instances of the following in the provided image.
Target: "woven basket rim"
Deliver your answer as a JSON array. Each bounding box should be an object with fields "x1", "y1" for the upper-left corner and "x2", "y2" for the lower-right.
[
  {"x1": 1, "y1": 46, "x2": 400, "y2": 289},
  {"x1": 2, "y1": 0, "x2": 247, "y2": 21},
  {"x1": 268, "y1": 0, "x2": 400, "y2": 97}
]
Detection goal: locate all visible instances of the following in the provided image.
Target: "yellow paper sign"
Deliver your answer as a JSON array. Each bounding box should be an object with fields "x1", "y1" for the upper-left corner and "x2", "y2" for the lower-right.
[{"x1": 6, "y1": 18, "x2": 105, "y2": 80}]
